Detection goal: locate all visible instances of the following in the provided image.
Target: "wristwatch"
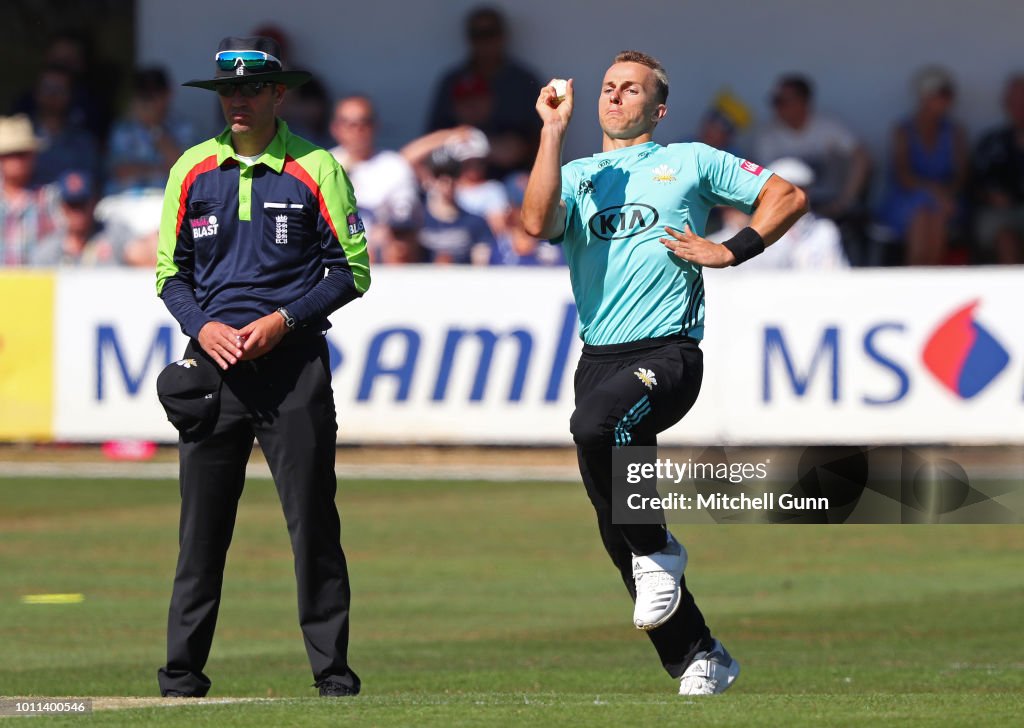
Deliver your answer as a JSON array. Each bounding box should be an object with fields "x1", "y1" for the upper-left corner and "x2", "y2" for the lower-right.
[{"x1": 276, "y1": 307, "x2": 296, "y2": 329}]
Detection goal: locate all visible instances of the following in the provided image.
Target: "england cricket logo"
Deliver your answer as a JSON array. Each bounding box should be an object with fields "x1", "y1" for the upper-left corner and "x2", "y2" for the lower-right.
[
  {"x1": 275, "y1": 214, "x2": 288, "y2": 245},
  {"x1": 634, "y1": 367, "x2": 657, "y2": 389}
]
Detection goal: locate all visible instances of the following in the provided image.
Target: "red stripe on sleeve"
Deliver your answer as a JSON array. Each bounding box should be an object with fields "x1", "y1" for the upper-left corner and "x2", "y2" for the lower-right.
[
  {"x1": 175, "y1": 155, "x2": 221, "y2": 236},
  {"x1": 283, "y1": 156, "x2": 340, "y2": 239}
]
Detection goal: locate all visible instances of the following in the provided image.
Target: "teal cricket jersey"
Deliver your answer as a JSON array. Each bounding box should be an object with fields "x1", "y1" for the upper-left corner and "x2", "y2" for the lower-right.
[{"x1": 556, "y1": 141, "x2": 772, "y2": 345}]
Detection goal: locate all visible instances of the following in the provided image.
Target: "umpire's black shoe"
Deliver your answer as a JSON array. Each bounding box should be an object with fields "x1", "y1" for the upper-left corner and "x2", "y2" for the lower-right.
[{"x1": 315, "y1": 677, "x2": 361, "y2": 697}]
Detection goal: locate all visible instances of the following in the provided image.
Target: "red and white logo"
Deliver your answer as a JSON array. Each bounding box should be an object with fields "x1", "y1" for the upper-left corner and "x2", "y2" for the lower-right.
[{"x1": 739, "y1": 160, "x2": 763, "y2": 176}]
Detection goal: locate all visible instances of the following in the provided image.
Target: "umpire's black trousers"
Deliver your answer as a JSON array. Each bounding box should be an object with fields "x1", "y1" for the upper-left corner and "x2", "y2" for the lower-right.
[
  {"x1": 570, "y1": 334, "x2": 713, "y2": 678},
  {"x1": 157, "y1": 335, "x2": 358, "y2": 697}
]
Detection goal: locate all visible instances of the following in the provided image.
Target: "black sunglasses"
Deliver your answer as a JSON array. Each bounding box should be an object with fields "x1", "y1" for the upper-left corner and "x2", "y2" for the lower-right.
[{"x1": 216, "y1": 81, "x2": 271, "y2": 98}]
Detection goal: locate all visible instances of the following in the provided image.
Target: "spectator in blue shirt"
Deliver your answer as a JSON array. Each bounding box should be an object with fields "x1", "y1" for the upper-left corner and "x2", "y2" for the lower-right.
[
  {"x1": 106, "y1": 67, "x2": 196, "y2": 194},
  {"x1": 420, "y1": 149, "x2": 495, "y2": 264},
  {"x1": 28, "y1": 65, "x2": 100, "y2": 186}
]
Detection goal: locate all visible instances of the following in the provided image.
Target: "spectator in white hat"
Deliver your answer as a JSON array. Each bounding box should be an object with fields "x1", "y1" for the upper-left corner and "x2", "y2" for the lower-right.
[
  {"x1": 713, "y1": 158, "x2": 848, "y2": 270},
  {"x1": 402, "y1": 126, "x2": 510, "y2": 238}
]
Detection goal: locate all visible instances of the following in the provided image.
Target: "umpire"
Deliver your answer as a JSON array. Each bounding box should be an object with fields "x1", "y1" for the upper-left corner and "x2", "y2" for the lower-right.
[{"x1": 154, "y1": 36, "x2": 370, "y2": 698}]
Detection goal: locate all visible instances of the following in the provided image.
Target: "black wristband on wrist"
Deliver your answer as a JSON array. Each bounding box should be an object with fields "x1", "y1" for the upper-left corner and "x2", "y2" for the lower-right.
[{"x1": 722, "y1": 226, "x2": 765, "y2": 266}]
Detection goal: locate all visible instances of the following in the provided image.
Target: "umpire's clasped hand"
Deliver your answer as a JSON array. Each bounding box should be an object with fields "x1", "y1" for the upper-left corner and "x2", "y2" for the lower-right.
[
  {"x1": 238, "y1": 312, "x2": 289, "y2": 361},
  {"x1": 198, "y1": 321, "x2": 246, "y2": 370}
]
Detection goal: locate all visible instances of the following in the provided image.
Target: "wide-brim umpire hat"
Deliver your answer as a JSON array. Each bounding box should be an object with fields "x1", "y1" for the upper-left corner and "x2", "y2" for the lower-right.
[
  {"x1": 156, "y1": 354, "x2": 223, "y2": 439},
  {"x1": 182, "y1": 36, "x2": 311, "y2": 90}
]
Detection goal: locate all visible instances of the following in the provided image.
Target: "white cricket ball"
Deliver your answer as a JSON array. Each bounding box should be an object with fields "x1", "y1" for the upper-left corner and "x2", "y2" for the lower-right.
[{"x1": 550, "y1": 79, "x2": 568, "y2": 102}]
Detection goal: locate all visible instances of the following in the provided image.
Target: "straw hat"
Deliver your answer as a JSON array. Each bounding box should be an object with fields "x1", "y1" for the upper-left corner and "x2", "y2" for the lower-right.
[{"x1": 0, "y1": 115, "x2": 42, "y2": 156}]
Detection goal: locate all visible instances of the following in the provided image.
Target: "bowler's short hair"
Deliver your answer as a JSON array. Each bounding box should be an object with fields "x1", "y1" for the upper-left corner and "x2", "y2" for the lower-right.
[{"x1": 613, "y1": 50, "x2": 669, "y2": 104}]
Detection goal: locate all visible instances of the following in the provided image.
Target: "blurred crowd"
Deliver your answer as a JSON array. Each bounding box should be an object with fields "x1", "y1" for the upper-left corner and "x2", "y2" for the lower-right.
[{"x1": 3, "y1": 9, "x2": 1024, "y2": 270}]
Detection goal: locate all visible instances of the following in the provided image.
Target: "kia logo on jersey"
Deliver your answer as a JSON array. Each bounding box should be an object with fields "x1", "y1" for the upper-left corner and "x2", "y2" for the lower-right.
[{"x1": 588, "y1": 203, "x2": 660, "y2": 241}]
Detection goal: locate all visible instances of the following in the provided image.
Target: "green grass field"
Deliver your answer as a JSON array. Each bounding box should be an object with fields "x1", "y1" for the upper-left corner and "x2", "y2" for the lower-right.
[{"x1": 1, "y1": 474, "x2": 1021, "y2": 726}]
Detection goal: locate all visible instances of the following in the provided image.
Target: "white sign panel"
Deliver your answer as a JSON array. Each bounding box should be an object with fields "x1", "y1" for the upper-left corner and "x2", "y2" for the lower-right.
[
  {"x1": 50, "y1": 268, "x2": 1024, "y2": 445},
  {"x1": 328, "y1": 267, "x2": 583, "y2": 443},
  {"x1": 712, "y1": 268, "x2": 1024, "y2": 444},
  {"x1": 55, "y1": 270, "x2": 189, "y2": 441}
]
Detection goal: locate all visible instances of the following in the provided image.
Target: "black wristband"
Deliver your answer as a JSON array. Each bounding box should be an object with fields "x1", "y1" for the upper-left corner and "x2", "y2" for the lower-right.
[{"x1": 722, "y1": 226, "x2": 765, "y2": 266}]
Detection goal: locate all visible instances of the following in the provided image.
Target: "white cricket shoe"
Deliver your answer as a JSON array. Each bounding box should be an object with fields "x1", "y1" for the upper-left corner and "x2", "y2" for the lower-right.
[
  {"x1": 678, "y1": 639, "x2": 740, "y2": 695},
  {"x1": 632, "y1": 532, "x2": 687, "y2": 630}
]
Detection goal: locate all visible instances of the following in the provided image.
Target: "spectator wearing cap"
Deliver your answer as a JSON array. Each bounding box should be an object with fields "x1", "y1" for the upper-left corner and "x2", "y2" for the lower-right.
[
  {"x1": 449, "y1": 128, "x2": 510, "y2": 238},
  {"x1": 694, "y1": 89, "x2": 753, "y2": 157},
  {"x1": 419, "y1": 149, "x2": 495, "y2": 264},
  {"x1": 878, "y1": 66, "x2": 969, "y2": 265},
  {"x1": 31, "y1": 170, "x2": 152, "y2": 267},
  {"x1": 691, "y1": 90, "x2": 754, "y2": 237},
  {"x1": 0, "y1": 115, "x2": 62, "y2": 266},
  {"x1": 489, "y1": 171, "x2": 564, "y2": 266},
  {"x1": 55, "y1": 168, "x2": 162, "y2": 268},
  {"x1": 425, "y1": 6, "x2": 541, "y2": 174},
  {"x1": 106, "y1": 67, "x2": 197, "y2": 195},
  {"x1": 972, "y1": 73, "x2": 1024, "y2": 264},
  {"x1": 32, "y1": 170, "x2": 100, "y2": 265},
  {"x1": 754, "y1": 74, "x2": 871, "y2": 222},
  {"x1": 402, "y1": 126, "x2": 510, "y2": 238},
  {"x1": 330, "y1": 95, "x2": 422, "y2": 262},
  {"x1": 26, "y1": 65, "x2": 100, "y2": 186}
]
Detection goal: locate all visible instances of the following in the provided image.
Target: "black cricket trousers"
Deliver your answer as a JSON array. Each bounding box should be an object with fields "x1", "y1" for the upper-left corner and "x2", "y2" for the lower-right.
[
  {"x1": 157, "y1": 335, "x2": 359, "y2": 696},
  {"x1": 570, "y1": 334, "x2": 713, "y2": 678}
]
